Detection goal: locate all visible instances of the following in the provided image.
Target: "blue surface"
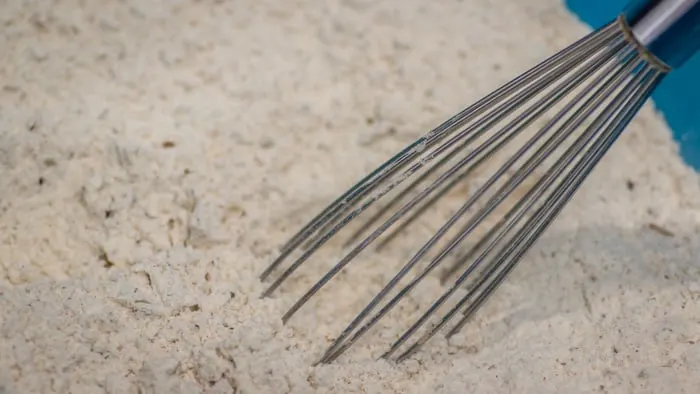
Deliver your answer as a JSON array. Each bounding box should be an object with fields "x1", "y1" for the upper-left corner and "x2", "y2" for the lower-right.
[{"x1": 566, "y1": 0, "x2": 700, "y2": 170}]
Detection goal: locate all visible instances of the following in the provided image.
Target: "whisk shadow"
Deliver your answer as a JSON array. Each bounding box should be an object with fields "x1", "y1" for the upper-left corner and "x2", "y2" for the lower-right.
[{"x1": 453, "y1": 223, "x2": 700, "y2": 349}]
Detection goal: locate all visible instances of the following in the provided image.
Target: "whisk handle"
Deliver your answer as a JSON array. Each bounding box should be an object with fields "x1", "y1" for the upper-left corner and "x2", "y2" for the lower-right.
[{"x1": 622, "y1": 0, "x2": 700, "y2": 69}]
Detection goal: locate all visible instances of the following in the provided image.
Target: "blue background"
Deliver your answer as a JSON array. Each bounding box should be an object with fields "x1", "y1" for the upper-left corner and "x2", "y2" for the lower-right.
[{"x1": 566, "y1": 0, "x2": 700, "y2": 170}]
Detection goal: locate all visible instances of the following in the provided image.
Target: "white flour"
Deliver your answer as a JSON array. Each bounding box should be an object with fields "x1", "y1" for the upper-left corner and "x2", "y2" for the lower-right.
[{"x1": 1, "y1": 0, "x2": 699, "y2": 393}]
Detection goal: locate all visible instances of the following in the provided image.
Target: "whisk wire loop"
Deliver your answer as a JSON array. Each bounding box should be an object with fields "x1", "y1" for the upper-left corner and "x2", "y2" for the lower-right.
[{"x1": 262, "y1": 14, "x2": 673, "y2": 363}]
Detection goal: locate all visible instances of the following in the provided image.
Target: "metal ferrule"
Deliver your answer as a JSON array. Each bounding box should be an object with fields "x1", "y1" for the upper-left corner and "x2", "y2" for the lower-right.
[{"x1": 619, "y1": 0, "x2": 700, "y2": 70}]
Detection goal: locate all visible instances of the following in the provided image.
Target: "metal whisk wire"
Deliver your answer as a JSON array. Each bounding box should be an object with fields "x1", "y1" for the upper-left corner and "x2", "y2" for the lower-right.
[
  {"x1": 384, "y1": 63, "x2": 663, "y2": 363},
  {"x1": 319, "y1": 47, "x2": 656, "y2": 365},
  {"x1": 260, "y1": 21, "x2": 619, "y2": 285},
  {"x1": 262, "y1": 0, "x2": 699, "y2": 363}
]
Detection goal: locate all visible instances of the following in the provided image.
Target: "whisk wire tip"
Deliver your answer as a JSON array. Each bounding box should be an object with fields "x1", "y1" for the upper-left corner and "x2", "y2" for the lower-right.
[{"x1": 262, "y1": 12, "x2": 677, "y2": 363}]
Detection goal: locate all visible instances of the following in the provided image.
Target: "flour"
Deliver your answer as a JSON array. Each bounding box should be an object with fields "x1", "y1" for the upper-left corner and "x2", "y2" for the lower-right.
[{"x1": 1, "y1": 0, "x2": 699, "y2": 393}]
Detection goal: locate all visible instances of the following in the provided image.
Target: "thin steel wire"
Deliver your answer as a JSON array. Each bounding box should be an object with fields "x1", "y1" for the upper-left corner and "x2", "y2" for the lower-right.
[
  {"x1": 319, "y1": 46, "x2": 647, "y2": 365},
  {"x1": 260, "y1": 21, "x2": 619, "y2": 282},
  {"x1": 388, "y1": 67, "x2": 663, "y2": 363},
  {"x1": 261, "y1": 18, "x2": 667, "y2": 363}
]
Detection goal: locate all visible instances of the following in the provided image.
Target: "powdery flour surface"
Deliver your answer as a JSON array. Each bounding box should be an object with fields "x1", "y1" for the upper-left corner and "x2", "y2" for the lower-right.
[{"x1": 1, "y1": 0, "x2": 699, "y2": 393}]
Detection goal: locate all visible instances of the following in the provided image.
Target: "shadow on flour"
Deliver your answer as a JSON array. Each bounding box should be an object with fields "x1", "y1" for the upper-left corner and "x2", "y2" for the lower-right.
[{"x1": 451, "y1": 224, "x2": 700, "y2": 349}]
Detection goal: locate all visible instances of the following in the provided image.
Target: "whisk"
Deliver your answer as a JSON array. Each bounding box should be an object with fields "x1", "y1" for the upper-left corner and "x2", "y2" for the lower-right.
[{"x1": 261, "y1": 0, "x2": 700, "y2": 364}]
